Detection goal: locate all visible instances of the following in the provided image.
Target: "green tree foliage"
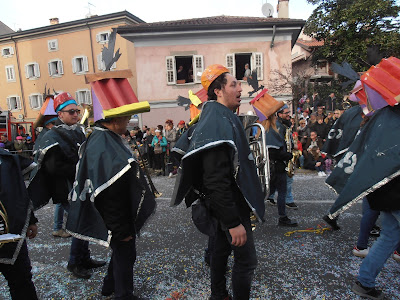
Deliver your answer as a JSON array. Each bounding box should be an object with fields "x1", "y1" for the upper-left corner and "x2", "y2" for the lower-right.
[{"x1": 304, "y1": 0, "x2": 400, "y2": 71}]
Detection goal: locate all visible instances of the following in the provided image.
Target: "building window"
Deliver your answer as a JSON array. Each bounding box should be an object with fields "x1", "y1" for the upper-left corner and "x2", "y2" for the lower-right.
[
  {"x1": 165, "y1": 55, "x2": 204, "y2": 85},
  {"x1": 75, "y1": 89, "x2": 92, "y2": 105},
  {"x1": 29, "y1": 94, "x2": 44, "y2": 110},
  {"x1": 72, "y1": 56, "x2": 89, "y2": 74},
  {"x1": 48, "y1": 39, "x2": 59, "y2": 52},
  {"x1": 1, "y1": 47, "x2": 14, "y2": 58},
  {"x1": 226, "y1": 52, "x2": 264, "y2": 81},
  {"x1": 25, "y1": 63, "x2": 40, "y2": 79},
  {"x1": 5, "y1": 65, "x2": 16, "y2": 82},
  {"x1": 48, "y1": 59, "x2": 64, "y2": 77},
  {"x1": 97, "y1": 53, "x2": 116, "y2": 71},
  {"x1": 96, "y1": 31, "x2": 111, "y2": 44},
  {"x1": 7, "y1": 96, "x2": 22, "y2": 111}
]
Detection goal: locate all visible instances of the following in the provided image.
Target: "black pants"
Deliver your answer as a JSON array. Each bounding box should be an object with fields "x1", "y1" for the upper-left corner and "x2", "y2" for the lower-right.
[
  {"x1": 210, "y1": 216, "x2": 257, "y2": 300},
  {"x1": 102, "y1": 238, "x2": 136, "y2": 300},
  {"x1": 154, "y1": 152, "x2": 165, "y2": 173},
  {"x1": 0, "y1": 241, "x2": 38, "y2": 300},
  {"x1": 270, "y1": 171, "x2": 287, "y2": 217}
]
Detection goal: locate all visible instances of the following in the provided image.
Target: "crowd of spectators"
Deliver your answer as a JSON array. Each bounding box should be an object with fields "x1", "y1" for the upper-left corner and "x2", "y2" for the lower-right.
[
  {"x1": 0, "y1": 133, "x2": 35, "y2": 159},
  {"x1": 121, "y1": 120, "x2": 188, "y2": 177},
  {"x1": 291, "y1": 92, "x2": 345, "y2": 176}
]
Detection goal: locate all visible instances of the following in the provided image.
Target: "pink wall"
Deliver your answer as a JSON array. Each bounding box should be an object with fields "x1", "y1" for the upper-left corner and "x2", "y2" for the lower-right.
[{"x1": 135, "y1": 40, "x2": 293, "y2": 102}]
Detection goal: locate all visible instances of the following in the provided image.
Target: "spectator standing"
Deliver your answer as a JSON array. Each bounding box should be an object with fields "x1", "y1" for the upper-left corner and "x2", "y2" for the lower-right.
[
  {"x1": 313, "y1": 116, "x2": 329, "y2": 143},
  {"x1": 176, "y1": 120, "x2": 186, "y2": 140},
  {"x1": 165, "y1": 119, "x2": 178, "y2": 177},
  {"x1": 151, "y1": 129, "x2": 167, "y2": 176},
  {"x1": 325, "y1": 92, "x2": 337, "y2": 112},
  {"x1": 297, "y1": 119, "x2": 310, "y2": 149},
  {"x1": 0, "y1": 134, "x2": 13, "y2": 151},
  {"x1": 13, "y1": 136, "x2": 29, "y2": 158}
]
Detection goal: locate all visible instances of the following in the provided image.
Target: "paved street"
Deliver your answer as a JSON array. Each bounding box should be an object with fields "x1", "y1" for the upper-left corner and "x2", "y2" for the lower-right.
[{"x1": 1, "y1": 171, "x2": 399, "y2": 299}]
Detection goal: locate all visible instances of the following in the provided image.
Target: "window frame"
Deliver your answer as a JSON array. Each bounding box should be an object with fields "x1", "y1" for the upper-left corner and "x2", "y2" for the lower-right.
[
  {"x1": 165, "y1": 55, "x2": 204, "y2": 85},
  {"x1": 226, "y1": 52, "x2": 264, "y2": 81},
  {"x1": 75, "y1": 89, "x2": 92, "y2": 105},
  {"x1": 72, "y1": 56, "x2": 89, "y2": 74},
  {"x1": 47, "y1": 39, "x2": 59, "y2": 52},
  {"x1": 96, "y1": 31, "x2": 111, "y2": 44},
  {"x1": 24, "y1": 62, "x2": 40, "y2": 79},
  {"x1": 5, "y1": 65, "x2": 16, "y2": 82},
  {"x1": 1, "y1": 46, "x2": 14, "y2": 58},
  {"x1": 6, "y1": 95, "x2": 22, "y2": 111},
  {"x1": 48, "y1": 59, "x2": 64, "y2": 77},
  {"x1": 29, "y1": 93, "x2": 44, "y2": 110}
]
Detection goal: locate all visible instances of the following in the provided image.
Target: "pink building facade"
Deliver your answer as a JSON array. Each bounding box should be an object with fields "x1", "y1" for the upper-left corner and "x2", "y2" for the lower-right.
[{"x1": 118, "y1": 16, "x2": 305, "y2": 128}]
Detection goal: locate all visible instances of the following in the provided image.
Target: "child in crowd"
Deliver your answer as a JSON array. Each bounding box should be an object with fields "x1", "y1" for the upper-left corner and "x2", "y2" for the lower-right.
[{"x1": 304, "y1": 146, "x2": 326, "y2": 176}]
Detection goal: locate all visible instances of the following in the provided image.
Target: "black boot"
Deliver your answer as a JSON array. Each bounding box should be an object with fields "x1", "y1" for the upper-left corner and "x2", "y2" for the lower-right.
[
  {"x1": 278, "y1": 216, "x2": 298, "y2": 227},
  {"x1": 67, "y1": 263, "x2": 92, "y2": 279},
  {"x1": 82, "y1": 258, "x2": 106, "y2": 269},
  {"x1": 322, "y1": 215, "x2": 340, "y2": 230}
]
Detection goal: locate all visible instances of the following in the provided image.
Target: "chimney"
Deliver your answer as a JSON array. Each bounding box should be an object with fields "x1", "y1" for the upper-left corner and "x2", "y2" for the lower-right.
[
  {"x1": 277, "y1": 0, "x2": 289, "y2": 18},
  {"x1": 49, "y1": 18, "x2": 59, "y2": 25}
]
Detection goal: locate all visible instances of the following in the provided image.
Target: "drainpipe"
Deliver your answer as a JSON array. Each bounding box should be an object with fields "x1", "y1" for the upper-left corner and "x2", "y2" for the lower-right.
[
  {"x1": 11, "y1": 37, "x2": 27, "y2": 118},
  {"x1": 86, "y1": 22, "x2": 96, "y2": 72},
  {"x1": 270, "y1": 25, "x2": 276, "y2": 49}
]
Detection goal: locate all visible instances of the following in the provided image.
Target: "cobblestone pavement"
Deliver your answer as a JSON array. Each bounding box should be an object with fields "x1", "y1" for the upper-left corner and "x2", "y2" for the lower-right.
[{"x1": 1, "y1": 171, "x2": 399, "y2": 299}]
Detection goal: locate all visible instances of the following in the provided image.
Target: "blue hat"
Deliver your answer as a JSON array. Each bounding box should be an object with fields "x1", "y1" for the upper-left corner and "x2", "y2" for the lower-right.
[{"x1": 26, "y1": 136, "x2": 32, "y2": 140}]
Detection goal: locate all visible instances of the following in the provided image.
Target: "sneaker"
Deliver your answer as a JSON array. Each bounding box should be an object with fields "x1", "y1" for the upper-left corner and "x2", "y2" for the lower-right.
[
  {"x1": 168, "y1": 172, "x2": 173, "y2": 178},
  {"x1": 322, "y1": 215, "x2": 340, "y2": 230},
  {"x1": 278, "y1": 216, "x2": 298, "y2": 227},
  {"x1": 268, "y1": 198, "x2": 276, "y2": 206},
  {"x1": 352, "y1": 246, "x2": 369, "y2": 258},
  {"x1": 393, "y1": 250, "x2": 400, "y2": 262},
  {"x1": 52, "y1": 229, "x2": 71, "y2": 238},
  {"x1": 351, "y1": 281, "x2": 384, "y2": 299},
  {"x1": 369, "y1": 226, "x2": 380, "y2": 237},
  {"x1": 318, "y1": 171, "x2": 326, "y2": 177},
  {"x1": 286, "y1": 203, "x2": 298, "y2": 210}
]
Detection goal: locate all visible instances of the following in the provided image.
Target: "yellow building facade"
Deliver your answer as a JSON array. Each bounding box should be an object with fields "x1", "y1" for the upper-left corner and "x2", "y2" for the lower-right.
[{"x1": 0, "y1": 11, "x2": 142, "y2": 122}]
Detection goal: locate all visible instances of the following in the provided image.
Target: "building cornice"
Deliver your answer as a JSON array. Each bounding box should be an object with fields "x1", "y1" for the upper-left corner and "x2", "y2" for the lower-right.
[{"x1": 0, "y1": 11, "x2": 144, "y2": 43}]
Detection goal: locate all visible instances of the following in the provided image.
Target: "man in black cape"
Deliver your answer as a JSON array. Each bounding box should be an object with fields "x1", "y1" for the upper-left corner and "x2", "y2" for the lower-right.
[
  {"x1": 66, "y1": 80, "x2": 156, "y2": 297},
  {"x1": 28, "y1": 92, "x2": 105, "y2": 279},
  {"x1": 0, "y1": 149, "x2": 38, "y2": 299},
  {"x1": 171, "y1": 64, "x2": 265, "y2": 300}
]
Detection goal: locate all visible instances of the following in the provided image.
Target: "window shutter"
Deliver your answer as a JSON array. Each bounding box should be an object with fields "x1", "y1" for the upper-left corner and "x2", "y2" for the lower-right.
[
  {"x1": 29, "y1": 95, "x2": 34, "y2": 109},
  {"x1": 48, "y1": 62, "x2": 53, "y2": 76},
  {"x1": 86, "y1": 90, "x2": 92, "y2": 104},
  {"x1": 75, "y1": 91, "x2": 80, "y2": 104},
  {"x1": 34, "y1": 63, "x2": 40, "y2": 78},
  {"x1": 24, "y1": 65, "x2": 30, "y2": 78},
  {"x1": 226, "y1": 54, "x2": 235, "y2": 78},
  {"x1": 97, "y1": 54, "x2": 102, "y2": 70},
  {"x1": 9, "y1": 47, "x2": 14, "y2": 55},
  {"x1": 166, "y1": 56, "x2": 176, "y2": 85},
  {"x1": 83, "y1": 56, "x2": 89, "y2": 72},
  {"x1": 193, "y1": 55, "x2": 204, "y2": 83},
  {"x1": 251, "y1": 52, "x2": 263, "y2": 81},
  {"x1": 16, "y1": 96, "x2": 21, "y2": 110},
  {"x1": 72, "y1": 58, "x2": 77, "y2": 73},
  {"x1": 6, "y1": 67, "x2": 10, "y2": 81},
  {"x1": 58, "y1": 60, "x2": 64, "y2": 75},
  {"x1": 39, "y1": 94, "x2": 43, "y2": 107},
  {"x1": 6, "y1": 97, "x2": 11, "y2": 110},
  {"x1": 96, "y1": 33, "x2": 100, "y2": 43}
]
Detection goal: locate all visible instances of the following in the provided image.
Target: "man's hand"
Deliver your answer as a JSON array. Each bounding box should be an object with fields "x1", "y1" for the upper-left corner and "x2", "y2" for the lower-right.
[
  {"x1": 121, "y1": 236, "x2": 133, "y2": 242},
  {"x1": 229, "y1": 224, "x2": 247, "y2": 247},
  {"x1": 316, "y1": 162, "x2": 321, "y2": 167},
  {"x1": 26, "y1": 224, "x2": 38, "y2": 239}
]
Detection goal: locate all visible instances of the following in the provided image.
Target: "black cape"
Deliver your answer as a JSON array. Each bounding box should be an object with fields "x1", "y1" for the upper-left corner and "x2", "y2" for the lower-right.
[
  {"x1": 322, "y1": 105, "x2": 363, "y2": 159},
  {"x1": 66, "y1": 126, "x2": 156, "y2": 246},
  {"x1": 171, "y1": 101, "x2": 265, "y2": 221},
  {"x1": 326, "y1": 105, "x2": 400, "y2": 217},
  {"x1": 28, "y1": 121, "x2": 86, "y2": 210},
  {"x1": 0, "y1": 150, "x2": 34, "y2": 264}
]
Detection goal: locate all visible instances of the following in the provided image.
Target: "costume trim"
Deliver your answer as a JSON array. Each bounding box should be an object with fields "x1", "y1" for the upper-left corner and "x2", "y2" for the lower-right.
[
  {"x1": 21, "y1": 162, "x2": 37, "y2": 176},
  {"x1": 66, "y1": 229, "x2": 110, "y2": 248},
  {"x1": 327, "y1": 168, "x2": 400, "y2": 218},
  {"x1": 0, "y1": 202, "x2": 32, "y2": 265}
]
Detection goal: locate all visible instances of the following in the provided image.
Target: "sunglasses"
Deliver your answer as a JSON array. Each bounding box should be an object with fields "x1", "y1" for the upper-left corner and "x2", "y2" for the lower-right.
[{"x1": 61, "y1": 109, "x2": 80, "y2": 115}]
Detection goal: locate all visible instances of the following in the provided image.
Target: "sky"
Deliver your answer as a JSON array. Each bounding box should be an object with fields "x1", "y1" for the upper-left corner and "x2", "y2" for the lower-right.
[{"x1": 1, "y1": 0, "x2": 316, "y2": 31}]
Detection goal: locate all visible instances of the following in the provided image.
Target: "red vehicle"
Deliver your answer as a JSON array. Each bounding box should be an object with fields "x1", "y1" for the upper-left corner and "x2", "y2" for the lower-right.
[{"x1": 0, "y1": 111, "x2": 36, "y2": 142}]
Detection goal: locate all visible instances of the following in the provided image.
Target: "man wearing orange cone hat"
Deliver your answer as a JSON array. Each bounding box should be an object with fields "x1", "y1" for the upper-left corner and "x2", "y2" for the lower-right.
[{"x1": 171, "y1": 64, "x2": 265, "y2": 300}]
